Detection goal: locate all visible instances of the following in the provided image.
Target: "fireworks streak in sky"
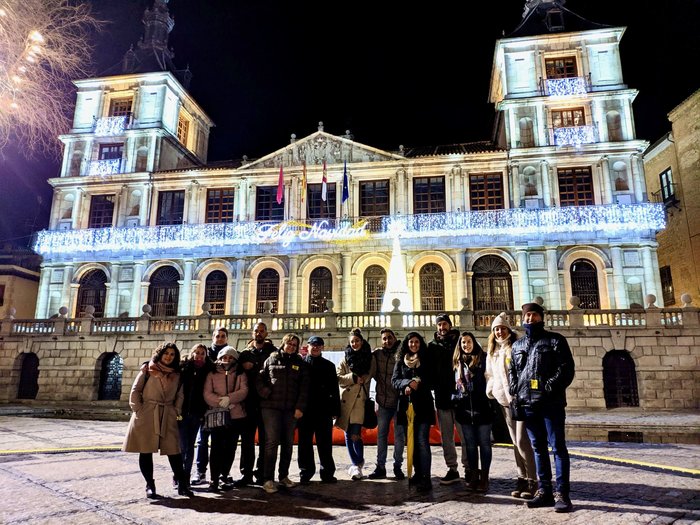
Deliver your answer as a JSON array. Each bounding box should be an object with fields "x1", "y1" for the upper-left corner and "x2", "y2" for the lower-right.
[{"x1": 0, "y1": 0, "x2": 101, "y2": 156}]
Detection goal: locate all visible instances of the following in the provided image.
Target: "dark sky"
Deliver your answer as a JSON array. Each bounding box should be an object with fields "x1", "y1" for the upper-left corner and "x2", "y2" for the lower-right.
[{"x1": 1, "y1": 0, "x2": 698, "y2": 247}]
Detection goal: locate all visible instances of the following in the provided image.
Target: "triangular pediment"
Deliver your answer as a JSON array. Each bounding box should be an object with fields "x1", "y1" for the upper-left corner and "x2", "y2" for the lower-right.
[{"x1": 239, "y1": 131, "x2": 404, "y2": 171}]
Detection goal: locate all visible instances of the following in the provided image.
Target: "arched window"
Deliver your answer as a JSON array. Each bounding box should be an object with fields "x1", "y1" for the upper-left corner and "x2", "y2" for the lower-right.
[
  {"x1": 472, "y1": 255, "x2": 513, "y2": 311},
  {"x1": 204, "y1": 270, "x2": 227, "y2": 315},
  {"x1": 256, "y1": 268, "x2": 279, "y2": 313},
  {"x1": 309, "y1": 267, "x2": 332, "y2": 313},
  {"x1": 148, "y1": 266, "x2": 180, "y2": 317},
  {"x1": 98, "y1": 352, "x2": 124, "y2": 400},
  {"x1": 76, "y1": 269, "x2": 108, "y2": 317},
  {"x1": 364, "y1": 265, "x2": 386, "y2": 312},
  {"x1": 420, "y1": 263, "x2": 445, "y2": 311},
  {"x1": 603, "y1": 350, "x2": 639, "y2": 408},
  {"x1": 606, "y1": 111, "x2": 623, "y2": 142},
  {"x1": 17, "y1": 353, "x2": 39, "y2": 399},
  {"x1": 570, "y1": 259, "x2": 600, "y2": 309}
]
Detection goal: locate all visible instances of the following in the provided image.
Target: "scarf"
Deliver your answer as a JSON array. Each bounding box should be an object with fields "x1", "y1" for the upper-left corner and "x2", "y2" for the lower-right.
[
  {"x1": 146, "y1": 359, "x2": 178, "y2": 387},
  {"x1": 404, "y1": 352, "x2": 420, "y2": 369},
  {"x1": 454, "y1": 358, "x2": 473, "y2": 397},
  {"x1": 524, "y1": 321, "x2": 545, "y2": 339},
  {"x1": 345, "y1": 342, "x2": 372, "y2": 376}
]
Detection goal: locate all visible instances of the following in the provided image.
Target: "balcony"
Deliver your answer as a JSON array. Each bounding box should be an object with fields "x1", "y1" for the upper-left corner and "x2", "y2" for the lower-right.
[
  {"x1": 552, "y1": 125, "x2": 597, "y2": 147},
  {"x1": 651, "y1": 185, "x2": 680, "y2": 210},
  {"x1": 542, "y1": 75, "x2": 590, "y2": 97},
  {"x1": 33, "y1": 204, "x2": 665, "y2": 258},
  {"x1": 93, "y1": 115, "x2": 129, "y2": 136},
  {"x1": 87, "y1": 158, "x2": 122, "y2": 176}
]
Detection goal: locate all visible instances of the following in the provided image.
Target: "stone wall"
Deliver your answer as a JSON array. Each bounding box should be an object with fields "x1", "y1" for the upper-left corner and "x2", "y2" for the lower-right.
[{"x1": 1, "y1": 325, "x2": 698, "y2": 410}]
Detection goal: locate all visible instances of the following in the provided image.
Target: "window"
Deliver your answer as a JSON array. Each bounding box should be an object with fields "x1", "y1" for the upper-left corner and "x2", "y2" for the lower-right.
[
  {"x1": 98, "y1": 143, "x2": 124, "y2": 160},
  {"x1": 309, "y1": 267, "x2": 332, "y2": 313},
  {"x1": 156, "y1": 190, "x2": 185, "y2": 225},
  {"x1": 603, "y1": 351, "x2": 639, "y2": 408},
  {"x1": 204, "y1": 270, "x2": 227, "y2": 315},
  {"x1": 88, "y1": 195, "x2": 115, "y2": 229},
  {"x1": 545, "y1": 9, "x2": 565, "y2": 31},
  {"x1": 17, "y1": 353, "x2": 39, "y2": 400},
  {"x1": 255, "y1": 186, "x2": 284, "y2": 221},
  {"x1": 469, "y1": 173, "x2": 504, "y2": 211},
  {"x1": 206, "y1": 189, "x2": 235, "y2": 223},
  {"x1": 148, "y1": 266, "x2": 180, "y2": 317},
  {"x1": 472, "y1": 255, "x2": 513, "y2": 311},
  {"x1": 98, "y1": 353, "x2": 123, "y2": 401},
  {"x1": 360, "y1": 180, "x2": 390, "y2": 217},
  {"x1": 570, "y1": 259, "x2": 600, "y2": 309},
  {"x1": 109, "y1": 97, "x2": 132, "y2": 117},
  {"x1": 256, "y1": 269, "x2": 279, "y2": 313},
  {"x1": 307, "y1": 183, "x2": 336, "y2": 219},
  {"x1": 659, "y1": 168, "x2": 677, "y2": 205},
  {"x1": 545, "y1": 57, "x2": 577, "y2": 78},
  {"x1": 0, "y1": 284, "x2": 4, "y2": 307},
  {"x1": 419, "y1": 263, "x2": 444, "y2": 311},
  {"x1": 551, "y1": 108, "x2": 585, "y2": 128},
  {"x1": 76, "y1": 269, "x2": 108, "y2": 317},
  {"x1": 364, "y1": 265, "x2": 386, "y2": 312},
  {"x1": 177, "y1": 115, "x2": 189, "y2": 144},
  {"x1": 660, "y1": 266, "x2": 674, "y2": 306},
  {"x1": 413, "y1": 177, "x2": 446, "y2": 214},
  {"x1": 558, "y1": 167, "x2": 594, "y2": 206}
]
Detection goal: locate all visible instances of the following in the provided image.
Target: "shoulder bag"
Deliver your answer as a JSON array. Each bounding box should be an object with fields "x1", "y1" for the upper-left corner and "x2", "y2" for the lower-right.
[
  {"x1": 203, "y1": 371, "x2": 234, "y2": 430},
  {"x1": 362, "y1": 384, "x2": 378, "y2": 429}
]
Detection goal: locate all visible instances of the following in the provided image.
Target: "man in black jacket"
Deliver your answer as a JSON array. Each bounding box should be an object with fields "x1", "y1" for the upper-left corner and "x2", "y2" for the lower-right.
[
  {"x1": 297, "y1": 336, "x2": 340, "y2": 483},
  {"x1": 509, "y1": 302, "x2": 575, "y2": 513},
  {"x1": 234, "y1": 322, "x2": 276, "y2": 487},
  {"x1": 428, "y1": 314, "x2": 467, "y2": 485}
]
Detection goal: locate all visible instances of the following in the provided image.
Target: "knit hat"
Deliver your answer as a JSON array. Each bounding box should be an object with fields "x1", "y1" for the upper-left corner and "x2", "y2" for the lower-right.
[
  {"x1": 217, "y1": 346, "x2": 239, "y2": 361},
  {"x1": 435, "y1": 313, "x2": 452, "y2": 326},
  {"x1": 491, "y1": 312, "x2": 512, "y2": 332},
  {"x1": 521, "y1": 302, "x2": 545, "y2": 316}
]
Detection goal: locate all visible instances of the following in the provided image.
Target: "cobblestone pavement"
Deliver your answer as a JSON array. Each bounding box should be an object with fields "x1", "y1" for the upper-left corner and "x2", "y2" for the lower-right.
[{"x1": 0, "y1": 416, "x2": 698, "y2": 525}]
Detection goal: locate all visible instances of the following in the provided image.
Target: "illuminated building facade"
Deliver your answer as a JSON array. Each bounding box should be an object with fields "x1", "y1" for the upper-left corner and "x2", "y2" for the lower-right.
[{"x1": 33, "y1": 0, "x2": 664, "y2": 319}]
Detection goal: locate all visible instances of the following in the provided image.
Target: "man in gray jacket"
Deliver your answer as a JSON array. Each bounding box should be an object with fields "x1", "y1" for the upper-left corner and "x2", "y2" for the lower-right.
[{"x1": 368, "y1": 328, "x2": 405, "y2": 480}]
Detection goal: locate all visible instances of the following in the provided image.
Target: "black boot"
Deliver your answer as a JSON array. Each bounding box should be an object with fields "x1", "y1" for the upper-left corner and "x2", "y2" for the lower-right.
[
  {"x1": 527, "y1": 488, "x2": 555, "y2": 508},
  {"x1": 146, "y1": 479, "x2": 157, "y2": 499},
  {"x1": 178, "y1": 476, "x2": 195, "y2": 497}
]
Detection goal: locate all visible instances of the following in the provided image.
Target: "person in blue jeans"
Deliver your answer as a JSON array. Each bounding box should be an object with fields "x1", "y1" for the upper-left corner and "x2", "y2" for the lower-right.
[
  {"x1": 452, "y1": 331, "x2": 493, "y2": 492},
  {"x1": 509, "y1": 302, "x2": 575, "y2": 513},
  {"x1": 368, "y1": 328, "x2": 405, "y2": 480}
]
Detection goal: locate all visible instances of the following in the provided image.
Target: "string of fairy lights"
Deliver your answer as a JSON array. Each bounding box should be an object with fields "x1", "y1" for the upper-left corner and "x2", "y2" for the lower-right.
[{"x1": 34, "y1": 203, "x2": 665, "y2": 257}]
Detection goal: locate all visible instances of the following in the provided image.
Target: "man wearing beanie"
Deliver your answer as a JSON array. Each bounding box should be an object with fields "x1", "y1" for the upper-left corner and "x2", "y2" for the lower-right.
[
  {"x1": 428, "y1": 313, "x2": 468, "y2": 485},
  {"x1": 508, "y1": 302, "x2": 575, "y2": 513}
]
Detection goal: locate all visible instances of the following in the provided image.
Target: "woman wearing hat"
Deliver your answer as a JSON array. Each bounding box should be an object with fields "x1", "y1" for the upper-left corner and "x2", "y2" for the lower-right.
[
  {"x1": 486, "y1": 313, "x2": 536, "y2": 499},
  {"x1": 203, "y1": 346, "x2": 248, "y2": 492}
]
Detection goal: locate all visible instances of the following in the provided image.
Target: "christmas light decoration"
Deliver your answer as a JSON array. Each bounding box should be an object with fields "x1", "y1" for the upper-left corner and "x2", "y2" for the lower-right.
[
  {"x1": 87, "y1": 159, "x2": 121, "y2": 176},
  {"x1": 94, "y1": 116, "x2": 128, "y2": 136},
  {"x1": 546, "y1": 77, "x2": 588, "y2": 97},
  {"x1": 0, "y1": 0, "x2": 101, "y2": 155},
  {"x1": 34, "y1": 204, "x2": 665, "y2": 258},
  {"x1": 553, "y1": 125, "x2": 596, "y2": 146},
  {"x1": 381, "y1": 221, "x2": 413, "y2": 313}
]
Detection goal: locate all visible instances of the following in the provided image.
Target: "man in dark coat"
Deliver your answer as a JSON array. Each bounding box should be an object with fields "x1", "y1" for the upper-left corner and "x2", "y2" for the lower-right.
[
  {"x1": 509, "y1": 302, "x2": 575, "y2": 513},
  {"x1": 234, "y1": 322, "x2": 276, "y2": 487},
  {"x1": 297, "y1": 336, "x2": 340, "y2": 483},
  {"x1": 428, "y1": 313, "x2": 467, "y2": 484}
]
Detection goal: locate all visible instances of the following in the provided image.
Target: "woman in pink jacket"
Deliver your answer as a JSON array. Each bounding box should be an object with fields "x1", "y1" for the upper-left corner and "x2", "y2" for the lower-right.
[{"x1": 203, "y1": 346, "x2": 248, "y2": 492}]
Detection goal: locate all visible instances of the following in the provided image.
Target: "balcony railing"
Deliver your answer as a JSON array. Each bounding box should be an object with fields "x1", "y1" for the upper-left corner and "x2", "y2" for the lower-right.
[
  {"x1": 541, "y1": 75, "x2": 591, "y2": 97},
  {"x1": 87, "y1": 158, "x2": 122, "y2": 176},
  {"x1": 33, "y1": 204, "x2": 666, "y2": 257},
  {"x1": 1, "y1": 306, "x2": 693, "y2": 340},
  {"x1": 552, "y1": 125, "x2": 597, "y2": 147},
  {"x1": 93, "y1": 115, "x2": 129, "y2": 136}
]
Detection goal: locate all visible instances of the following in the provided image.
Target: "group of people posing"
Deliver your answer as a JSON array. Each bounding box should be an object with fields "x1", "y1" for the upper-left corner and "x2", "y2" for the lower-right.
[{"x1": 122, "y1": 301, "x2": 575, "y2": 513}]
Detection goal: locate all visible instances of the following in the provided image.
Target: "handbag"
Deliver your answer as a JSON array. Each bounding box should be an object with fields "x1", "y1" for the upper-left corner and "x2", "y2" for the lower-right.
[
  {"x1": 509, "y1": 398, "x2": 526, "y2": 421},
  {"x1": 203, "y1": 370, "x2": 234, "y2": 430},
  {"x1": 362, "y1": 385, "x2": 378, "y2": 429}
]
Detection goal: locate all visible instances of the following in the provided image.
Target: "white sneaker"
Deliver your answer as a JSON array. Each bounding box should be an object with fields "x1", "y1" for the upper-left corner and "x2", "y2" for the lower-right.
[
  {"x1": 357, "y1": 466, "x2": 364, "y2": 479},
  {"x1": 279, "y1": 477, "x2": 296, "y2": 488},
  {"x1": 263, "y1": 480, "x2": 278, "y2": 494},
  {"x1": 349, "y1": 465, "x2": 362, "y2": 481}
]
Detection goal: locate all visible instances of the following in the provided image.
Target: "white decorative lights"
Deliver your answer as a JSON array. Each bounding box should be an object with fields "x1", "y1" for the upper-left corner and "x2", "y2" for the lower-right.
[
  {"x1": 87, "y1": 159, "x2": 121, "y2": 176},
  {"x1": 34, "y1": 204, "x2": 665, "y2": 257},
  {"x1": 546, "y1": 77, "x2": 588, "y2": 97},
  {"x1": 94, "y1": 116, "x2": 127, "y2": 136},
  {"x1": 553, "y1": 125, "x2": 596, "y2": 146}
]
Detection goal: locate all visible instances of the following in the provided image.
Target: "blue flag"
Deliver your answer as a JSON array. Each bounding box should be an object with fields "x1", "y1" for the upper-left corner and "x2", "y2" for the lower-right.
[{"x1": 342, "y1": 161, "x2": 349, "y2": 203}]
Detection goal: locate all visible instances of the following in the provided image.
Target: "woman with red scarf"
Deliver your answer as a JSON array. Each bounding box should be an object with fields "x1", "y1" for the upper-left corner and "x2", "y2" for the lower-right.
[{"x1": 123, "y1": 342, "x2": 193, "y2": 498}]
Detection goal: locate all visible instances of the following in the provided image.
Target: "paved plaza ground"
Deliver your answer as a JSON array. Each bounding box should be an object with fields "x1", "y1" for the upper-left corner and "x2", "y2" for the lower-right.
[{"x1": 0, "y1": 415, "x2": 698, "y2": 525}]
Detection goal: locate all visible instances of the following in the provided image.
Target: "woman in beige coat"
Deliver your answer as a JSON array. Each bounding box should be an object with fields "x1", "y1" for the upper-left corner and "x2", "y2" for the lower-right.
[
  {"x1": 336, "y1": 328, "x2": 376, "y2": 480},
  {"x1": 485, "y1": 313, "x2": 536, "y2": 499},
  {"x1": 122, "y1": 342, "x2": 192, "y2": 498}
]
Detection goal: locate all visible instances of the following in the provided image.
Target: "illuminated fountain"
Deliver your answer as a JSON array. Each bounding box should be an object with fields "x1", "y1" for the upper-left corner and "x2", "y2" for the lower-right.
[{"x1": 381, "y1": 219, "x2": 413, "y2": 313}]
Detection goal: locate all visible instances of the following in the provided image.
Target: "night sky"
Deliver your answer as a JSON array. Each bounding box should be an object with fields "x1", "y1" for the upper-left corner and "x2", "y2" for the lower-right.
[{"x1": 1, "y1": 0, "x2": 698, "y2": 248}]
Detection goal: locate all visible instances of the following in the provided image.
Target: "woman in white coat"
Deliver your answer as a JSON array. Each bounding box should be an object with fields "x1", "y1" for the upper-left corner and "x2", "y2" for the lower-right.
[{"x1": 122, "y1": 342, "x2": 192, "y2": 498}]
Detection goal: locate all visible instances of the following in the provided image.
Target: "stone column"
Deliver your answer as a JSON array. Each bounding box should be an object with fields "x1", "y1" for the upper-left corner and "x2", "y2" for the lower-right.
[
  {"x1": 631, "y1": 153, "x2": 645, "y2": 202},
  {"x1": 71, "y1": 188, "x2": 83, "y2": 230},
  {"x1": 139, "y1": 183, "x2": 151, "y2": 226},
  {"x1": 600, "y1": 156, "x2": 613, "y2": 204},
  {"x1": 536, "y1": 102, "x2": 547, "y2": 147},
  {"x1": 35, "y1": 266, "x2": 52, "y2": 318},
  {"x1": 288, "y1": 255, "x2": 299, "y2": 313},
  {"x1": 540, "y1": 160, "x2": 551, "y2": 207},
  {"x1": 396, "y1": 168, "x2": 406, "y2": 214},
  {"x1": 341, "y1": 252, "x2": 352, "y2": 312},
  {"x1": 234, "y1": 259, "x2": 246, "y2": 314},
  {"x1": 238, "y1": 178, "x2": 248, "y2": 221},
  {"x1": 248, "y1": 184, "x2": 257, "y2": 222},
  {"x1": 546, "y1": 247, "x2": 562, "y2": 309},
  {"x1": 516, "y1": 250, "x2": 530, "y2": 305},
  {"x1": 105, "y1": 263, "x2": 120, "y2": 316},
  {"x1": 454, "y1": 249, "x2": 467, "y2": 310},
  {"x1": 641, "y1": 245, "x2": 659, "y2": 300},
  {"x1": 511, "y1": 163, "x2": 520, "y2": 208},
  {"x1": 610, "y1": 246, "x2": 627, "y2": 309},
  {"x1": 179, "y1": 260, "x2": 194, "y2": 315},
  {"x1": 131, "y1": 262, "x2": 145, "y2": 316},
  {"x1": 49, "y1": 189, "x2": 62, "y2": 229}
]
